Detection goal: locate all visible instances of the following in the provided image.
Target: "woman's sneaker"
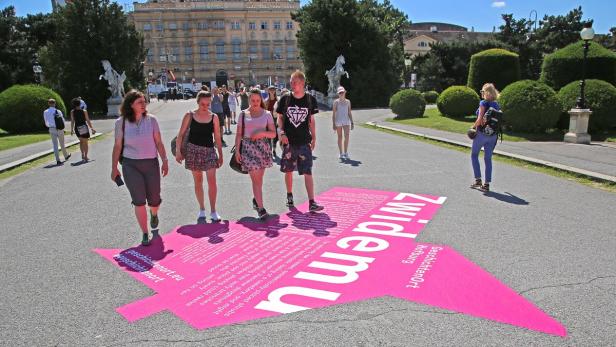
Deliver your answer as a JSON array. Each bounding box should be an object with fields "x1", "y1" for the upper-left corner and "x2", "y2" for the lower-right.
[
  {"x1": 252, "y1": 198, "x2": 259, "y2": 210},
  {"x1": 470, "y1": 179, "x2": 482, "y2": 189},
  {"x1": 309, "y1": 201, "x2": 324, "y2": 212},
  {"x1": 150, "y1": 213, "x2": 159, "y2": 229},
  {"x1": 210, "y1": 211, "x2": 222, "y2": 222},
  {"x1": 141, "y1": 233, "x2": 150, "y2": 246},
  {"x1": 197, "y1": 209, "x2": 207, "y2": 220},
  {"x1": 258, "y1": 208, "x2": 269, "y2": 220},
  {"x1": 480, "y1": 183, "x2": 490, "y2": 192},
  {"x1": 286, "y1": 194, "x2": 294, "y2": 207}
]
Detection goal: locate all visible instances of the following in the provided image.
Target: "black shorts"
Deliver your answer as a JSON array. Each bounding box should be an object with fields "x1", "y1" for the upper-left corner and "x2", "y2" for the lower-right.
[
  {"x1": 223, "y1": 107, "x2": 231, "y2": 118},
  {"x1": 215, "y1": 112, "x2": 225, "y2": 125},
  {"x1": 280, "y1": 144, "x2": 312, "y2": 175}
]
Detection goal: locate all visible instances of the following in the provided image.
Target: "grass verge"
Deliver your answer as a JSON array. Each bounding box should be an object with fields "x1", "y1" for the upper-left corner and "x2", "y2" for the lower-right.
[
  {"x1": 0, "y1": 131, "x2": 52, "y2": 151},
  {"x1": 362, "y1": 124, "x2": 616, "y2": 194},
  {"x1": 388, "y1": 108, "x2": 577, "y2": 142},
  {"x1": 0, "y1": 133, "x2": 109, "y2": 181}
]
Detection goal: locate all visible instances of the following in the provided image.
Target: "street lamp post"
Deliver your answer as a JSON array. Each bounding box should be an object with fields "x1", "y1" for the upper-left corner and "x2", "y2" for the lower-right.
[{"x1": 564, "y1": 23, "x2": 595, "y2": 144}]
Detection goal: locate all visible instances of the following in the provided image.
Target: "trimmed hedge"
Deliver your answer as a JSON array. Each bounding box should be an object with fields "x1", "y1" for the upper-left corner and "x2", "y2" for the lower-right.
[
  {"x1": 541, "y1": 41, "x2": 616, "y2": 90},
  {"x1": 499, "y1": 80, "x2": 561, "y2": 133},
  {"x1": 436, "y1": 86, "x2": 480, "y2": 118},
  {"x1": 422, "y1": 91, "x2": 439, "y2": 104},
  {"x1": 390, "y1": 89, "x2": 426, "y2": 119},
  {"x1": 557, "y1": 79, "x2": 616, "y2": 132},
  {"x1": 0, "y1": 84, "x2": 67, "y2": 134},
  {"x1": 467, "y1": 48, "x2": 520, "y2": 92}
]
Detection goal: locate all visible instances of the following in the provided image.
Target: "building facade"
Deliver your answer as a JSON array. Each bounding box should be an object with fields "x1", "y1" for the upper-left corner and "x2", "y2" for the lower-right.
[
  {"x1": 404, "y1": 22, "x2": 495, "y2": 58},
  {"x1": 130, "y1": 0, "x2": 302, "y2": 89}
]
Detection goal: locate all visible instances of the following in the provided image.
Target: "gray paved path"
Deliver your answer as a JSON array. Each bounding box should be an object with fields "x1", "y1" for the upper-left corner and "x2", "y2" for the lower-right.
[
  {"x1": 1, "y1": 100, "x2": 615, "y2": 346},
  {"x1": 363, "y1": 109, "x2": 616, "y2": 179}
]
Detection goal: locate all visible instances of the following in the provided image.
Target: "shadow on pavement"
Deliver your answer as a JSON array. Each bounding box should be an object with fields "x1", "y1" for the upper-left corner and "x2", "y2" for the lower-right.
[
  {"x1": 237, "y1": 214, "x2": 288, "y2": 238},
  {"x1": 286, "y1": 207, "x2": 337, "y2": 237},
  {"x1": 177, "y1": 221, "x2": 230, "y2": 244},
  {"x1": 483, "y1": 191, "x2": 529, "y2": 205},
  {"x1": 113, "y1": 233, "x2": 173, "y2": 272},
  {"x1": 341, "y1": 158, "x2": 362, "y2": 167}
]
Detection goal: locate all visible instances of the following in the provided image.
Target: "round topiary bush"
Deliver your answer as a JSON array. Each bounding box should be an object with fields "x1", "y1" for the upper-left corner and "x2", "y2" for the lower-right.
[
  {"x1": 422, "y1": 91, "x2": 439, "y2": 104},
  {"x1": 436, "y1": 86, "x2": 480, "y2": 118},
  {"x1": 557, "y1": 79, "x2": 616, "y2": 132},
  {"x1": 467, "y1": 48, "x2": 521, "y2": 93},
  {"x1": 389, "y1": 89, "x2": 426, "y2": 119},
  {"x1": 541, "y1": 41, "x2": 616, "y2": 90},
  {"x1": 499, "y1": 80, "x2": 561, "y2": 133},
  {"x1": 0, "y1": 84, "x2": 66, "y2": 134}
]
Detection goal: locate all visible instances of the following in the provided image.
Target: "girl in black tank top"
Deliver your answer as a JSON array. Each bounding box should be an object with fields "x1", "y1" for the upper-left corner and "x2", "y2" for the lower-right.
[{"x1": 188, "y1": 113, "x2": 214, "y2": 147}]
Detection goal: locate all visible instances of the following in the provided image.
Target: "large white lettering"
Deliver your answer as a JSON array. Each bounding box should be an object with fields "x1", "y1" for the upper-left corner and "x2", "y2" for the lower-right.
[
  {"x1": 294, "y1": 252, "x2": 375, "y2": 284},
  {"x1": 253, "y1": 286, "x2": 340, "y2": 313},
  {"x1": 353, "y1": 221, "x2": 417, "y2": 239},
  {"x1": 394, "y1": 192, "x2": 447, "y2": 205}
]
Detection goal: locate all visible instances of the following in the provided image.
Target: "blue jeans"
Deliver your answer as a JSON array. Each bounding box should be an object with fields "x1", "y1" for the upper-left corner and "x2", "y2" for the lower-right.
[{"x1": 471, "y1": 131, "x2": 497, "y2": 183}]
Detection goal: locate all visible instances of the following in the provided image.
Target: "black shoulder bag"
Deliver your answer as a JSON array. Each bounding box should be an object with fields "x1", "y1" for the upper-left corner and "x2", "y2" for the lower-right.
[{"x1": 229, "y1": 112, "x2": 247, "y2": 174}]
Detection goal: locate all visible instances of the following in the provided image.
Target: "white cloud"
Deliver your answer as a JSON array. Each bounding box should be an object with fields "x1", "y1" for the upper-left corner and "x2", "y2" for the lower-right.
[{"x1": 492, "y1": 1, "x2": 506, "y2": 8}]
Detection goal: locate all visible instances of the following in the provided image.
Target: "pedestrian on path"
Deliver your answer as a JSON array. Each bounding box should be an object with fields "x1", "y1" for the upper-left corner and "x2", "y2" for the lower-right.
[
  {"x1": 266, "y1": 85, "x2": 279, "y2": 158},
  {"x1": 228, "y1": 87, "x2": 238, "y2": 125},
  {"x1": 239, "y1": 87, "x2": 249, "y2": 112},
  {"x1": 69, "y1": 98, "x2": 95, "y2": 162},
  {"x1": 276, "y1": 70, "x2": 324, "y2": 213},
  {"x1": 470, "y1": 83, "x2": 501, "y2": 192},
  {"x1": 221, "y1": 85, "x2": 232, "y2": 135},
  {"x1": 43, "y1": 98, "x2": 71, "y2": 165},
  {"x1": 210, "y1": 87, "x2": 226, "y2": 146},
  {"x1": 332, "y1": 86, "x2": 354, "y2": 161},
  {"x1": 111, "y1": 90, "x2": 169, "y2": 246},
  {"x1": 234, "y1": 89, "x2": 277, "y2": 219},
  {"x1": 175, "y1": 91, "x2": 224, "y2": 222}
]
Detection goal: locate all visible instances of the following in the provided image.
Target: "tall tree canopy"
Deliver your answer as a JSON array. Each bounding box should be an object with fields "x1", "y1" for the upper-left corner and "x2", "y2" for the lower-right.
[{"x1": 293, "y1": 0, "x2": 408, "y2": 107}]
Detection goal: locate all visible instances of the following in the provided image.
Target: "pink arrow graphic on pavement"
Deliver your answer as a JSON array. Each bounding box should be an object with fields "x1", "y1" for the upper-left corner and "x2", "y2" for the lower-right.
[{"x1": 94, "y1": 187, "x2": 566, "y2": 336}]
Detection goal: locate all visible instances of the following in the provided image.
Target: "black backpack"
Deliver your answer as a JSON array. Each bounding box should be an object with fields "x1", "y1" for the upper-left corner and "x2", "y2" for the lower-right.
[
  {"x1": 481, "y1": 107, "x2": 503, "y2": 141},
  {"x1": 54, "y1": 109, "x2": 65, "y2": 130}
]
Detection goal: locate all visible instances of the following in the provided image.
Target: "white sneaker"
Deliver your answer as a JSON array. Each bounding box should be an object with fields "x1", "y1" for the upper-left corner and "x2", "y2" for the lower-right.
[
  {"x1": 343, "y1": 153, "x2": 349, "y2": 160},
  {"x1": 197, "y1": 210, "x2": 206, "y2": 219},
  {"x1": 339, "y1": 153, "x2": 344, "y2": 161},
  {"x1": 210, "y1": 211, "x2": 222, "y2": 222}
]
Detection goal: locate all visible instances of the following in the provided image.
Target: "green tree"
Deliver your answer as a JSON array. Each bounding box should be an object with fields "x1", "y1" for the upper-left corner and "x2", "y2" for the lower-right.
[
  {"x1": 597, "y1": 27, "x2": 616, "y2": 51},
  {"x1": 293, "y1": 0, "x2": 407, "y2": 107},
  {"x1": 414, "y1": 54, "x2": 447, "y2": 92},
  {"x1": 533, "y1": 7, "x2": 592, "y2": 54},
  {"x1": 41, "y1": 0, "x2": 145, "y2": 113}
]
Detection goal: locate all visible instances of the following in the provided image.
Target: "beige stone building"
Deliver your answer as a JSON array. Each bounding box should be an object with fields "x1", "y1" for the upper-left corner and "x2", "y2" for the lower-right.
[
  {"x1": 404, "y1": 22, "x2": 495, "y2": 58},
  {"x1": 129, "y1": 0, "x2": 302, "y2": 89}
]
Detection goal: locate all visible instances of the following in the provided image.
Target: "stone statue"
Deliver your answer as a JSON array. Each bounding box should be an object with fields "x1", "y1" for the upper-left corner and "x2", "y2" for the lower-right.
[
  {"x1": 99, "y1": 60, "x2": 126, "y2": 100},
  {"x1": 325, "y1": 55, "x2": 349, "y2": 96}
]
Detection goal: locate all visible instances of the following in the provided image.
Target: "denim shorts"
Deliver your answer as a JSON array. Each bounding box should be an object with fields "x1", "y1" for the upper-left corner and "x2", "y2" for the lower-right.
[{"x1": 280, "y1": 144, "x2": 312, "y2": 175}]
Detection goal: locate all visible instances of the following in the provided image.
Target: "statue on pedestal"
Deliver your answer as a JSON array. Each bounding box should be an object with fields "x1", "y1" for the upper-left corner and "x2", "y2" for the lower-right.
[
  {"x1": 99, "y1": 60, "x2": 126, "y2": 116},
  {"x1": 325, "y1": 55, "x2": 349, "y2": 97}
]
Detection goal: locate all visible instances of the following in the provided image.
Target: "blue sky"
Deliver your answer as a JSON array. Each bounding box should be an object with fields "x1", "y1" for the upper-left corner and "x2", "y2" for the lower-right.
[{"x1": 3, "y1": 0, "x2": 614, "y2": 34}]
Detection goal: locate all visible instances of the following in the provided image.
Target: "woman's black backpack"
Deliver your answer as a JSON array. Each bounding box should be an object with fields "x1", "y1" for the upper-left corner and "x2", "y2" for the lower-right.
[{"x1": 481, "y1": 107, "x2": 503, "y2": 141}]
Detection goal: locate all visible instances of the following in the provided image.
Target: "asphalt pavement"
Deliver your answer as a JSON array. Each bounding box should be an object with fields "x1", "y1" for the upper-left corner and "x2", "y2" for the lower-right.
[{"x1": 0, "y1": 100, "x2": 614, "y2": 346}]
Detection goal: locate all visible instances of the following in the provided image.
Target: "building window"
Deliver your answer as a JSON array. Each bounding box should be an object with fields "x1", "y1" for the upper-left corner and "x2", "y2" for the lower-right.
[
  {"x1": 273, "y1": 46, "x2": 283, "y2": 60},
  {"x1": 273, "y1": 21, "x2": 281, "y2": 30},
  {"x1": 182, "y1": 22, "x2": 190, "y2": 31},
  {"x1": 168, "y1": 23, "x2": 177, "y2": 30},
  {"x1": 249, "y1": 22, "x2": 256, "y2": 30},
  {"x1": 184, "y1": 46, "x2": 193, "y2": 62},
  {"x1": 200, "y1": 42, "x2": 209, "y2": 61},
  {"x1": 197, "y1": 22, "x2": 208, "y2": 30},
  {"x1": 286, "y1": 46, "x2": 295, "y2": 60},
  {"x1": 232, "y1": 38, "x2": 241, "y2": 61},
  {"x1": 216, "y1": 42, "x2": 225, "y2": 60},
  {"x1": 213, "y1": 20, "x2": 225, "y2": 30},
  {"x1": 261, "y1": 21, "x2": 268, "y2": 30},
  {"x1": 232, "y1": 21, "x2": 240, "y2": 30},
  {"x1": 286, "y1": 21, "x2": 293, "y2": 30},
  {"x1": 155, "y1": 23, "x2": 163, "y2": 31},
  {"x1": 418, "y1": 41, "x2": 428, "y2": 47},
  {"x1": 249, "y1": 45, "x2": 258, "y2": 61},
  {"x1": 143, "y1": 23, "x2": 152, "y2": 31},
  {"x1": 146, "y1": 48, "x2": 153, "y2": 62},
  {"x1": 261, "y1": 45, "x2": 270, "y2": 61}
]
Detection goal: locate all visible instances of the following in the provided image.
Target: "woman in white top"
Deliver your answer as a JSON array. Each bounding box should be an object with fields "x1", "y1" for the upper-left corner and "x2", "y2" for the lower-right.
[
  {"x1": 228, "y1": 88, "x2": 238, "y2": 125},
  {"x1": 234, "y1": 89, "x2": 277, "y2": 219},
  {"x1": 332, "y1": 86, "x2": 354, "y2": 160}
]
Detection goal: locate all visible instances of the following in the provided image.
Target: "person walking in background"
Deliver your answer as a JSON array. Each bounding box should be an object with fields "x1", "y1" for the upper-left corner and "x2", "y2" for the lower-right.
[
  {"x1": 470, "y1": 83, "x2": 501, "y2": 192},
  {"x1": 43, "y1": 98, "x2": 71, "y2": 165},
  {"x1": 69, "y1": 97, "x2": 95, "y2": 163},
  {"x1": 265, "y1": 86, "x2": 279, "y2": 158},
  {"x1": 239, "y1": 87, "x2": 249, "y2": 112},
  {"x1": 221, "y1": 85, "x2": 232, "y2": 135},
  {"x1": 332, "y1": 86, "x2": 354, "y2": 161},
  {"x1": 234, "y1": 89, "x2": 277, "y2": 220},
  {"x1": 228, "y1": 87, "x2": 238, "y2": 125},
  {"x1": 210, "y1": 87, "x2": 226, "y2": 146},
  {"x1": 111, "y1": 90, "x2": 169, "y2": 246},
  {"x1": 276, "y1": 70, "x2": 324, "y2": 212},
  {"x1": 175, "y1": 91, "x2": 224, "y2": 222}
]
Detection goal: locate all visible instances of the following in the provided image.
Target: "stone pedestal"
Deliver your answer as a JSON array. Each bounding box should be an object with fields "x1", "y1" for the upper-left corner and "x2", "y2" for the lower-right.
[
  {"x1": 106, "y1": 97, "x2": 122, "y2": 117},
  {"x1": 564, "y1": 108, "x2": 592, "y2": 144}
]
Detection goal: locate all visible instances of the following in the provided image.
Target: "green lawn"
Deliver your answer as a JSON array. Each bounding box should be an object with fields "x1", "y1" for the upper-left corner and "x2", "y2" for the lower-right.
[
  {"x1": 389, "y1": 108, "x2": 568, "y2": 142},
  {"x1": 0, "y1": 129, "x2": 51, "y2": 151}
]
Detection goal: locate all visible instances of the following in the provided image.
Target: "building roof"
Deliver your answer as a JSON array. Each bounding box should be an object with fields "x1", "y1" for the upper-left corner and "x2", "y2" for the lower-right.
[{"x1": 409, "y1": 22, "x2": 468, "y2": 32}]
